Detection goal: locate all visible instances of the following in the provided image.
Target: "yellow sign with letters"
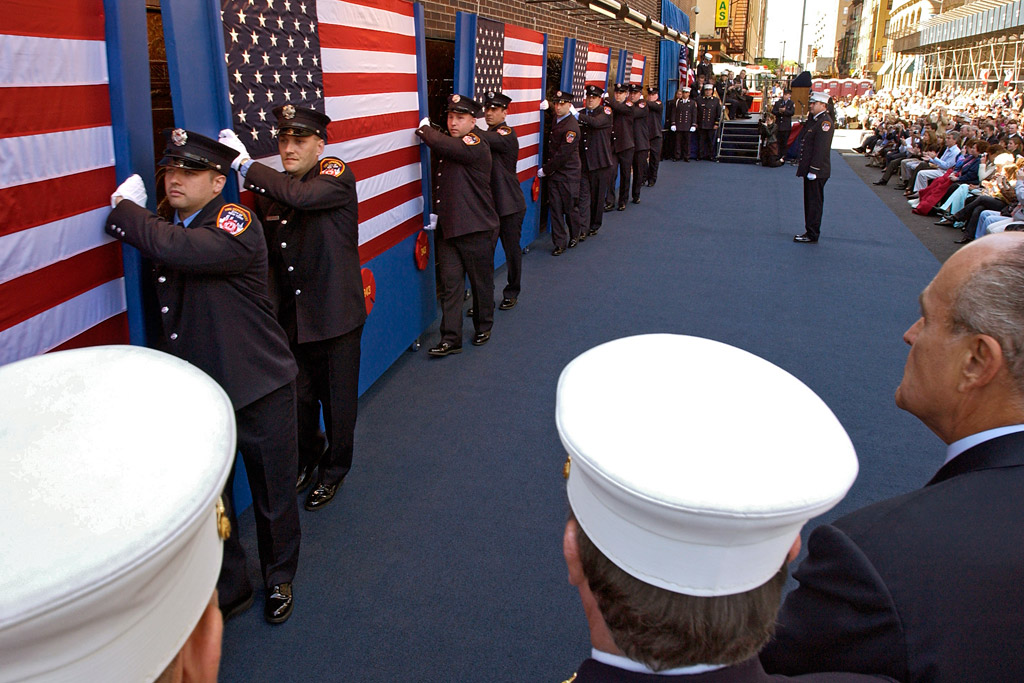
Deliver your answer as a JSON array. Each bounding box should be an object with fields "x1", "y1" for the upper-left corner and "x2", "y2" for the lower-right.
[{"x1": 715, "y1": 0, "x2": 729, "y2": 28}]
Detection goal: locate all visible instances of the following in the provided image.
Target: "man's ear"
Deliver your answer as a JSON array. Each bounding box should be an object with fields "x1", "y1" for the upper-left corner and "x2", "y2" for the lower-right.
[
  {"x1": 179, "y1": 592, "x2": 223, "y2": 683},
  {"x1": 212, "y1": 172, "x2": 227, "y2": 194},
  {"x1": 786, "y1": 534, "x2": 802, "y2": 564},
  {"x1": 316, "y1": 137, "x2": 325, "y2": 156},
  {"x1": 563, "y1": 518, "x2": 586, "y2": 587},
  {"x1": 960, "y1": 333, "x2": 1005, "y2": 392}
]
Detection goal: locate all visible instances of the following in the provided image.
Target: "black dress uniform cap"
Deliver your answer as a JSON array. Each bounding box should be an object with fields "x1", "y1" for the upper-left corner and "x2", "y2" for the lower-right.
[
  {"x1": 551, "y1": 90, "x2": 574, "y2": 103},
  {"x1": 584, "y1": 85, "x2": 603, "y2": 98},
  {"x1": 628, "y1": 83, "x2": 643, "y2": 93},
  {"x1": 647, "y1": 85, "x2": 659, "y2": 95},
  {"x1": 273, "y1": 104, "x2": 331, "y2": 140},
  {"x1": 613, "y1": 82, "x2": 629, "y2": 93},
  {"x1": 158, "y1": 128, "x2": 238, "y2": 176},
  {"x1": 483, "y1": 91, "x2": 512, "y2": 109},
  {"x1": 447, "y1": 93, "x2": 483, "y2": 117}
]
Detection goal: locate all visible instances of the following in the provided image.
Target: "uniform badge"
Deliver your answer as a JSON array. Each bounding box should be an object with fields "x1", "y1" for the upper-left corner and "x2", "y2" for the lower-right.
[
  {"x1": 639, "y1": 101, "x2": 646, "y2": 108},
  {"x1": 452, "y1": 94, "x2": 461, "y2": 103},
  {"x1": 320, "y1": 157, "x2": 345, "y2": 177},
  {"x1": 171, "y1": 128, "x2": 187, "y2": 146},
  {"x1": 217, "y1": 204, "x2": 252, "y2": 236},
  {"x1": 462, "y1": 133, "x2": 480, "y2": 146},
  {"x1": 497, "y1": 126, "x2": 511, "y2": 136},
  {"x1": 282, "y1": 104, "x2": 296, "y2": 119},
  {"x1": 821, "y1": 121, "x2": 832, "y2": 132},
  {"x1": 604, "y1": 106, "x2": 612, "y2": 115},
  {"x1": 565, "y1": 131, "x2": 576, "y2": 143}
]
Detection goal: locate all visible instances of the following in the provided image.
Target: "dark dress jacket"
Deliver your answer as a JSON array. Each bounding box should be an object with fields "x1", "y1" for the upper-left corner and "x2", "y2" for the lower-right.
[
  {"x1": 569, "y1": 656, "x2": 894, "y2": 683},
  {"x1": 772, "y1": 98, "x2": 795, "y2": 130},
  {"x1": 632, "y1": 99, "x2": 652, "y2": 152},
  {"x1": 416, "y1": 124, "x2": 498, "y2": 239},
  {"x1": 245, "y1": 157, "x2": 366, "y2": 345},
  {"x1": 578, "y1": 104, "x2": 615, "y2": 172},
  {"x1": 607, "y1": 97, "x2": 638, "y2": 152},
  {"x1": 761, "y1": 431, "x2": 1024, "y2": 683},
  {"x1": 105, "y1": 197, "x2": 296, "y2": 410},
  {"x1": 479, "y1": 122, "x2": 526, "y2": 218},
  {"x1": 646, "y1": 98, "x2": 663, "y2": 141},
  {"x1": 672, "y1": 98, "x2": 697, "y2": 130},
  {"x1": 797, "y1": 112, "x2": 834, "y2": 179},
  {"x1": 543, "y1": 114, "x2": 582, "y2": 182},
  {"x1": 696, "y1": 95, "x2": 722, "y2": 130}
]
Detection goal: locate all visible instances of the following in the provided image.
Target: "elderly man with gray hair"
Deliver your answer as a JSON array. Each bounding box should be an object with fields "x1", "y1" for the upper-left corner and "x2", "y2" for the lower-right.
[{"x1": 762, "y1": 232, "x2": 1024, "y2": 682}]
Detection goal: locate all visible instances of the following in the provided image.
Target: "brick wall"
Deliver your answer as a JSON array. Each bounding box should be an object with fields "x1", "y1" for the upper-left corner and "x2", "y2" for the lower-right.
[{"x1": 420, "y1": 0, "x2": 669, "y2": 86}]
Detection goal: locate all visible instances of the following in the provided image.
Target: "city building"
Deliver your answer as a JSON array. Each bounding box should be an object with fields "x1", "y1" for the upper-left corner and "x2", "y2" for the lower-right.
[
  {"x1": 879, "y1": 0, "x2": 939, "y2": 90},
  {"x1": 685, "y1": 0, "x2": 767, "y2": 64}
]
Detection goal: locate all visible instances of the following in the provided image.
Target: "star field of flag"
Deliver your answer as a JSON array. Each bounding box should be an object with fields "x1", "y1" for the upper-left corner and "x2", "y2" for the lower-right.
[
  {"x1": 571, "y1": 41, "x2": 588, "y2": 106},
  {"x1": 474, "y1": 18, "x2": 504, "y2": 101},
  {"x1": 222, "y1": 0, "x2": 326, "y2": 160}
]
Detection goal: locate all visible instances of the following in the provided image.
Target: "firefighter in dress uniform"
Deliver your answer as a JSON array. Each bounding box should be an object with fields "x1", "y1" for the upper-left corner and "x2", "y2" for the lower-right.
[
  {"x1": 604, "y1": 83, "x2": 640, "y2": 212},
  {"x1": 794, "y1": 91, "x2": 835, "y2": 243},
  {"x1": 670, "y1": 88, "x2": 697, "y2": 161},
  {"x1": 695, "y1": 82, "x2": 723, "y2": 161},
  {"x1": 539, "y1": 90, "x2": 583, "y2": 255},
  {"x1": 628, "y1": 84, "x2": 651, "y2": 204},
  {"x1": 576, "y1": 85, "x2": 614, "y2": 237},
  {"x1": 644, "y1": 85, "x2": 664, "y2": 186}
]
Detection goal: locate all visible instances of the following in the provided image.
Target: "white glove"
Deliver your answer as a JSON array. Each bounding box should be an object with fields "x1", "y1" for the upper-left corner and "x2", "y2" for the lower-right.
[
  {"x1": 602, "y1": 91, "x2": 608, "y2": 99},
  {"x1": 426, "y1": 213, "x2": 438, "y2": 231},
  {"x1": 671, "y1": 125, "x2": 677, "y2": 131},
  {"x1": 537, "y1": 168, "x2": 546, "y2": 178},
  {"x1": 690, "y1": 126, "x2": 696, "y2": 132},
  {"x1": 111, "y1": 174, "x2": 147, "y2": 208},
  {"x1": 569, "y1": 104, "x2": 579, "y2": 118},
  {"x1": 419, "y1": 117, "x2": 431, "y2": 129},
  {"x1": 218, "y1": 129, "x2": 250, "y2": 171},
  {"x1": 807, "y1": 173, "x2": 817, "y2": 180},
  {"x1": 539, "y1": 100, "x2": 549, "y2": 111}
]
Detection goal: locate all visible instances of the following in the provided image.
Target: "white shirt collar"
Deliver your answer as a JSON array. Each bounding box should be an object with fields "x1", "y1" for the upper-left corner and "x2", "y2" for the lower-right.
[
  {"x1": 945, "y1": 424, "x2": 1024, "y2": 464},
  {"x1": 591, "y1": 649, "x2": 726, "y2": 676}
]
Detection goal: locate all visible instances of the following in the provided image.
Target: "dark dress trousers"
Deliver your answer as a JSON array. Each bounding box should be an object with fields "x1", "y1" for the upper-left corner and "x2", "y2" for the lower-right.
[
  {"x1": 645, "y1": 97, "x2": 663, "y2": 184},
  {"x1": 246, "y1": 157, "x2": 366, "y2": 486},
  {"x1": 761, "y1": 431, "x2": 1024, "y2": 683},
  {"x1": 578, "y1": 103, "x2": 614, "y2": 232},
  {"x1": 772, "y1": 98, "x2": 795, "y2": 158},
  {"x1": 570, "y1": 656, "x2": 894, "y2": 682},
  {"x1": 416, "y1": 124, "x2": 498, "y2": 345},
  {"x1": 696, "y1": 95, "x2": 722, "y2": 160},
  {"x1": 105, "y1": 196, "x2": 300, "y2": 602},
  {"x1": 543, "y1": 113, "x2": 583, "y2": 248},
  {"x1": 796, "y1": 111, "x2": 834, "y2": 240},
  {"x1": 630, "y1": 99, "x2": 651, "y2": 201},
  {"x1": 480, "y1": 122, "x2": 527, "y2": 300},
  {"x1": 671, "y1": 97, "x2": 697, "y2": 160},
  {"x1": 605, "y1": 97, "x2": 638, "y2": 207}
]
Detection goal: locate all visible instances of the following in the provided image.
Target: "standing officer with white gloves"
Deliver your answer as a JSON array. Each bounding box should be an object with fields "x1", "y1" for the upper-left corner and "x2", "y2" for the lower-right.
[{"x1": 794, "y1": 91, "x2": 835, "y2": 244}]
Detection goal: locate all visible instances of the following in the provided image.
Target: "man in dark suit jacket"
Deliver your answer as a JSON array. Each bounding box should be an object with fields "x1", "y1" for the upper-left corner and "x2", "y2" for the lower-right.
[
  {"x1": 761, "y1": 232, "x2": 1024, "y2": 683},
  {"x1": 221, "y1": 105, "x2": 366, "y2": 512}
]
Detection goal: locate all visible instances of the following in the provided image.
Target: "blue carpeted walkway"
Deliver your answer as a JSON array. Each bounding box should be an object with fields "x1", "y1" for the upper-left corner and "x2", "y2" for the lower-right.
[{"x1": 221, "y1": 152, "x2": 944, "y2": 682}]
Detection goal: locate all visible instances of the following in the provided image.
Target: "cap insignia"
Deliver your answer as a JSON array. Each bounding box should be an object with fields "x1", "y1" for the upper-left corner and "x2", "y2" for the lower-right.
[
  {"x1": 171, "y1": 128, "x2": 188, "y2": 147},
  {"x1": 282, "y1": 104, "x2": 296, "y2": 119},
  {"x1": 216, "y1": 497, "x2": 231, "y2": 540},
  {"x1": 563, "y1": 455, "x2": 571, "y2": 480},
  {"x1": 452, "y1": 94, "x2": 461, "y2": 103}
]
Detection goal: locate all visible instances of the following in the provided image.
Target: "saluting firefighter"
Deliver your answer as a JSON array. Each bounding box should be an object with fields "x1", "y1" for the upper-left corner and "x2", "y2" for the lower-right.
[
  {"x1": 794, "y1": 91, "x2": 835, "y2": 243},
  {"x1": 576, "y1": 85, "x2": 615, "y2": 237},
  {"x1": 106, "y1": 129, "x2": 302, "y2": 625},
  {"x1": 771, "y1": 89, "x2": 796, "y2": 164},
  {"x1": 605, "y1": 83, "x2": 640, "y2": 212},
  {"x1": 416, "y1": 94, "x2": 499, "y2": 356},
  {"x1": 628, "y1": 84, "x2": 651, "y2": 204},
  {"x1": 695, "y1": 82, "x2": 722, "y2": 161},
  {"x1": 219, "y1": 105, "x2": 365, "y2": 512},
  {"x1": 539, "y1": 90, "x2": 583, "y2": 255},
  {"x1": 644, "y1": 85, "x2": 664, "y2": 186},
  {"x1": 480, "y1": 91, "x2": 527, "y2": 310},
  {"x1": 670, "y1": 87, "x2": 697, "y2": 161}
]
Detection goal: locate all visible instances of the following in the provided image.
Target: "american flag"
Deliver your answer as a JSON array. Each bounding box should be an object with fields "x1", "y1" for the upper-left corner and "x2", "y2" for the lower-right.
[
  {"x1": 222, "y1": 0, "x2": 424, "y2": 263},
  {"x1": 0, "y1": 0, "x2": 129, "y2": 366},
  {"x1": 466, "y1": 16, "x2": 545, "y2": 182},
  {"x1": 678, "y1": 43, "x2": 693, "y2": 88},
  {"x1": 630, "y1": 54, "x2": 646, "y2": 84},
  {"x1": 564, "y1": 40, "x2": 610, "y2": 107}
]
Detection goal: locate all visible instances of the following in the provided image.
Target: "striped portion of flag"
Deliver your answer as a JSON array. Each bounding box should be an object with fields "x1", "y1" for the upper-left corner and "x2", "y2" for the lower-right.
[
  {"x1": 0, "y1": 0, "x2": 128, "y2": 366},
  {"x1": 585, "y1": 43, "x2": 611, "y2": 91},
  {"x1": 224, "y1": 0, "x2": 424, "y2": 264},
  {"x1": 678, "y1": 43, "x2": 693, "y2": 88},
  {"x1": 630, "y1": 54, "x2": 645, "y2": 84},
  {"x1": 501, "y1": 23, "x2": 545, "y2": 182}
]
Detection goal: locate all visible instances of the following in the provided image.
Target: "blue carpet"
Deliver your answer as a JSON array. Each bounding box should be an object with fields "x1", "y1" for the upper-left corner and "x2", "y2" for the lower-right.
[{"x1": 220, "y1": 153, "x2": 944, "y2": 682}]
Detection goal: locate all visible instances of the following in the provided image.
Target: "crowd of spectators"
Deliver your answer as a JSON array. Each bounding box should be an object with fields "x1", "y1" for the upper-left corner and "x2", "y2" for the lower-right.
[{"x1": 846, "y1": 85, "x2": 1024, "y2": 244}]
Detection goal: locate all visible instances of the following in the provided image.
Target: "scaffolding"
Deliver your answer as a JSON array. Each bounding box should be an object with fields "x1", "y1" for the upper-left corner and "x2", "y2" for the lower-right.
[{"x1": 915, "y1": 34, "x2": 1024, "y2": 93}]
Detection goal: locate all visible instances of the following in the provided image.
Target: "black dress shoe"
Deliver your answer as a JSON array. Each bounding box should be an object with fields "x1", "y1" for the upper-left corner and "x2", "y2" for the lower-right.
[
  {"x1": 305, "y1": 479, "x2": 342, "y2": 510},
  {"x1": 428, "y1": 341, "x2": 462, "y2": 357},
  {"x1": 954, "y1": 235, "x2": 972, "y2": 244},
  {"x1": 604, "y1": 203, "x2": 615, "y2": 212},
  {"x1": 220, "y1": 590, "x2": 255, "y2": 622},
  {"x1": 793, "y1": 233, "x2": 818, "y2": 243},
  {"x1": 617, "y1": 204, "x2": 625, "y2": 211},
  {"x1": 631, "y1": 197, "x2": 640, "y2": 204},
  {"x1": 568, "y1": 239, "x2": 578, "y2": 248},
  {"x1": 466, "y1": 307, "x2": 474, "y2": 318},
  {"x1": 264, "y1": 583, "x2": 293, "y2": 624},
  {"x1": 683, "y1": 157, "x2": 690, "y2": 162},
  {"x1": 296, "y1": 464, "x2": 316, "y2": 494},
  {"x1": 499, "y1": 297, "x2": 517, "y2": 310},
  {"x1": 587, "y1": 228, "x2": 599, "y2": 236},
  {"x1": 552, "y1": 246, "x2": 565, "y2": 256},
  {"x1": 472, "y1": 331, "x2": 491, "y2": 346},
  {"x1": 873, "y1": 179, "x2": 887, "y2": 185},
  {"x1": 577, "y1": 231, "x2": 587, "y2": 242}
]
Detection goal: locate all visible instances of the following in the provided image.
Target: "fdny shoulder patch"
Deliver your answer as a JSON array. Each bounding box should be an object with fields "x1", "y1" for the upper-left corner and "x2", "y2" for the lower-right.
[
  {"x1": 463, "y1": 132, "x2": 481, "y2": 146},
  {"x1": 320, "y1": 157, "x2": 346, "y2": 177},
  {"x1": 217, "y1": 204, "x2": 252, "y2": 236},
  {"x1": 638, "y1": 101, "x2": 646, "y2": 108},
  {"x1": 821, "y1": 121, "x2": 832, "y2": 132},
  {"x1": 497, "y1": 126, "x2": 512, "y2": 136},
  {"x1": 603, "y1": 106, "x2": 612, "y2": 115},
  {"x1": 625, "y1": 101, "x2": 633, "y2": 107},
  {"x1": 565, "y1": 131, "x2": 577, "y2": 143}
]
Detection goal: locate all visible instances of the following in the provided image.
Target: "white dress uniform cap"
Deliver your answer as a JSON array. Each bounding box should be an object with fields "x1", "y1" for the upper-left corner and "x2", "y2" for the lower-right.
[
  {"x1": 809, "y1": 91, "x2": 830, "y2": 104},
  {"x1": 0, "y1": 346, "x2": 236, "y2": 682},
  {"x1": 557, "y1": 335, "x2": 858, "y2": 597}
]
